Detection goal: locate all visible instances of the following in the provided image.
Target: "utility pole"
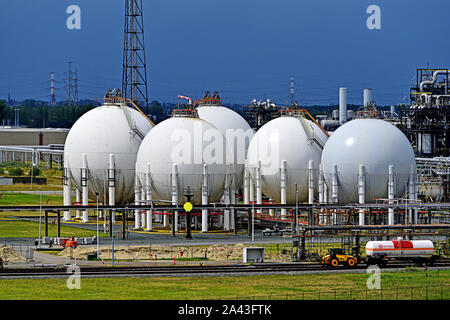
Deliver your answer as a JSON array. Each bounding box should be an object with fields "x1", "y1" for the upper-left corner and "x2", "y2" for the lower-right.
[
  {"x1": 13, "y1": 108, "x2": 19, "y2": 127},
  {"x1": 66, "y1": 62, "x2": 73, "y2": 105},
  {"x1": 122, "y1": 0, "x2": 149, "y2": 113},
  {"x1": 50, "y1": 72, "x2": 56, "y2": 106},
  {"x1": 73, "y1": 68, "x2": 79, "y2": 103},
  {"x1": 184, "y1": 186, "x2": 193, "y2": 239},
  {"x1": 289, "y1": 76, "x2": 295, "y2": 104}
]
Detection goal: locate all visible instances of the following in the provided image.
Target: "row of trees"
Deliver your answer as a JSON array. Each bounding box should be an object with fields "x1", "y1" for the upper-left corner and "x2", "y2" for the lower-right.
[
  {"x1": 0, "y1": 99, "x2": 381, "y2": 129},
  {"x1": 0, "y1": 100, "x2": 169, "y2": 128},
  {"x1": 0, "y1": 100, "x2": 97, "y2": 128}
]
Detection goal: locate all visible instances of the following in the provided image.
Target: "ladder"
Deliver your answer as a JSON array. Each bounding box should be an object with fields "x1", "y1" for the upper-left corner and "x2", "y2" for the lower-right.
[
  {"x1": 120, "y1": 104, "x2": 146, "y2": 140},
  {"x1": 298, "y1": 116, "x2": 326, "y2": 150}
]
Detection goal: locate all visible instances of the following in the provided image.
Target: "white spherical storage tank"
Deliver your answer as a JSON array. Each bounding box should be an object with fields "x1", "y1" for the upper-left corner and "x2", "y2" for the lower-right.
[
  {"x1": 246, "y1": 115, "x2": 328, "y2": 203},
  {"x1": 135, "y1": 116, "x2": 230, "y2": 205},
  {"x1": 197, "y1": 104, "x2": 253, "y2": 188},
  {"x1": 64, "y1": 103, "x2": 153, "y2": 204},
  {"x1": 320, "y1": 119, "x2": 416, "y2": 204}
]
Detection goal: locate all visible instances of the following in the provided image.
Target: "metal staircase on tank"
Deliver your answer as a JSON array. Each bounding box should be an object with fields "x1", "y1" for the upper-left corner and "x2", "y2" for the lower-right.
[{"x1": 281, "y1": 104, "x2": 329, "y2": 150}]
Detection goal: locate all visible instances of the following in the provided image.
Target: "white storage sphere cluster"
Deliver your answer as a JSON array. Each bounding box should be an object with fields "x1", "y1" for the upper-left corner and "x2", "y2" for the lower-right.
[
  {"x1": 247, "y1": 116, "x2": 328, "y2": 203},
  {"x1": 135, "y1": 116, "x2": 230, "y2": 205},
  {"x1": 197, "y1": 105, "x2": 254, "y2": 188},
  {"x1": 64, "y1": 104, "x2": 153, "y2": 203},
  {"x1": 320, "y1": 119, "x2": 416, "y2": 203}
]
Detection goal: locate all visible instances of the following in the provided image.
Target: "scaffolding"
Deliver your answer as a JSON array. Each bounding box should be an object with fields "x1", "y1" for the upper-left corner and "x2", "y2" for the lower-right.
[
  {"x1": 398, "y1": 68, "x2": 450, "y2": 157},
  {"x1": 241, "y1": 99, "x2": 280, "y2": 130}
]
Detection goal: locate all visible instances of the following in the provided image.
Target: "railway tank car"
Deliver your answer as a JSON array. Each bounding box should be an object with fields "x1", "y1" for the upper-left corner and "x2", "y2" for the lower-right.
[{"x1": 365, "y1": 238, "x2": 438, "y2": 265}]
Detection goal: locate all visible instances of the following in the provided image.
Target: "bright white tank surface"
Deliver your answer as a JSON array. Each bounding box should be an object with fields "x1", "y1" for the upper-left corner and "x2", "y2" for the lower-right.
[
  {"x1": 320, "y1": 119, "x2": 416, "y2": 203},
  {"x1": 135, "y1": 116, "x2": 230, "y2": 205},
  {"x1": 197, "y1": 105, "x2": 253, "y2": 188},
  {"x1": 247, "y1": 116, "x2": 328, "y2": 203},
  {"x1": 64, "y1": 104, "x2": 153, "y2": 203}
]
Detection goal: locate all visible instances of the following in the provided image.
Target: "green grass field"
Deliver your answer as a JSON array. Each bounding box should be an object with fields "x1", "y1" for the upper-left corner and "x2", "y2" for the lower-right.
[
  {"x1": 0, "y1": 189, "x2": 105, "y2": 238},
  {"x1": 0, "y1": 219, "x2": 107, "y2": 238},
  {"x1": 0, "y1": 269, "x2": 448, "y2": 300},
  {"x1": 0, "y1": 193, "x2": 63, "y2": 206},
  {"x1": 0, "y1": 183, "x2": 63, "y2": 192}
]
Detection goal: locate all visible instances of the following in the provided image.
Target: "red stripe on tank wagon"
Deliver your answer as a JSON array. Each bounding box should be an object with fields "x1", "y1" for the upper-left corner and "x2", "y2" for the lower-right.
[
  {"x1": 366, "y1": 247, "x2": 434, "y2": 251},
  {"x1": 392, "y1": 241, "x2": 413, "y2": 248}
]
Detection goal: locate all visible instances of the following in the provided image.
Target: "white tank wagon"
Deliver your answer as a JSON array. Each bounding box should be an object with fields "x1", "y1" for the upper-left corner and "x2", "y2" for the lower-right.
[
  {"x1": 246, "y1": 108, "x2": 329, "y2": 219},
  {"x1": 365, "y1": 238, "x2": 439, "y2": 266},
  {"x1": 196, "y1": 92, "x2": 254, "y2": 231},
  {"x1": 320, "y1": 118, "x2": 417, "y2": 226},
  {"x1": 135, "y1": 106, "x2": 232, "y2": 232},
  {"x1": 63, "y1": 94, "x2": 154, "y2": 223}
]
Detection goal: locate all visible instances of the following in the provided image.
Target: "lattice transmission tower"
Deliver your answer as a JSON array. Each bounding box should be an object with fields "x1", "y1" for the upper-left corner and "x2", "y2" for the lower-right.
[{"x1": 122, "y1": 0, "x2": 149, "y2": 111}]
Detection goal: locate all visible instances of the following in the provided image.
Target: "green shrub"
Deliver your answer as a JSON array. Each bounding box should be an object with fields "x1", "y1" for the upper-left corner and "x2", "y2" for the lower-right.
[
  {"x1": 29, "y1": 167, "x2": 41, "y2": 176},
  {"x1": 9, "y1": 168, "x2": 24, "y2": 176}
]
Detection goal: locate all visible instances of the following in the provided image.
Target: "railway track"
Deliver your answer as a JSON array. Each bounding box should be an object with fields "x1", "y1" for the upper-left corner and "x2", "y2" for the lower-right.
[{"x1": 1, "y1": 262, "x2": 450, "y2": 278}]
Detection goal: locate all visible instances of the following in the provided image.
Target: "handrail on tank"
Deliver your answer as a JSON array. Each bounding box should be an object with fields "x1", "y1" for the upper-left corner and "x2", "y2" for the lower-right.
[
  {"x1": 355, "y1": 104, "x2": 381, "y2": 119},
  {"x1": 171, "y1": 107, "x2": 198, "y2": 118},
  {"x1": 103, "y1": 93, "x2": 156, "y2": 127},
  {"x1": 279, "y1": 106, "x2": 330, "y2": 137},
  {"x1": 122, "y1": 98, "x2": 156, "y2": 127},
  {"x1": 193, "y1": 91, "x2": 222, "y2": 107},
  {"x1": 194, "y1": 97, "x2": 222, "y2": 106}
]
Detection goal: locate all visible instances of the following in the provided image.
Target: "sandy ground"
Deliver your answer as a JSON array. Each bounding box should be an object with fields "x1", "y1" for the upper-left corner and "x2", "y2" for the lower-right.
[
  {"x1": 0, "y1": 245, "x2": 26, "y2": 263},
  {"x1": 59, "y1": 243, "x2": 256, "y2": 261}
]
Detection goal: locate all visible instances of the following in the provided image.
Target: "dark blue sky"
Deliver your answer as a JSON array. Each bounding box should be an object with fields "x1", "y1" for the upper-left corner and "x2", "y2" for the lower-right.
[{"x1": 0, "y1": 0, "x2": 448, "y2": 105}]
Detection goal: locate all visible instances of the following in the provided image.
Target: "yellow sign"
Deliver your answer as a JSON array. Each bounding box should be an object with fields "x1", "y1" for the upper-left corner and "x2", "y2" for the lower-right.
[{"x1": 183, "y1": 202, "x2": 193, "y2": 212}]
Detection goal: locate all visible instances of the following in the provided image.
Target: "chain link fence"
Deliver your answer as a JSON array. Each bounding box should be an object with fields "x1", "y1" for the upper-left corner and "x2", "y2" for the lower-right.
[{"x1": 217, "y1": 284, "x2": 449, "y2": 300}]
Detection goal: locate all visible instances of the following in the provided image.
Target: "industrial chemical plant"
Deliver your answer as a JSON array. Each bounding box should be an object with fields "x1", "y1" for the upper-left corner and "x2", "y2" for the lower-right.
[
  {"x1": 0, "y1": 0, "x2": 449, "y2": 305},
  {"x1": 56, "y1": 79, "x2": 449, "y2": 235}
]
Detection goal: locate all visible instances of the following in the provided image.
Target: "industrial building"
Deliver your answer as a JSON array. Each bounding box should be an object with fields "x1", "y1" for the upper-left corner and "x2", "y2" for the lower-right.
[
  {"x1": 0, "y1": 127, "x2": 68, "y2": 146},
  {"x1": 0, "y1": 127, "x2": 67, "y2": 168}
]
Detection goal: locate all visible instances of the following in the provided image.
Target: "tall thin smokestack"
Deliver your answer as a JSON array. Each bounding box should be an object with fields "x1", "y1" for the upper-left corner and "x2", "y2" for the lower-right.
[
  {"x1": 339, "y1": 87, "x2": 347, "y2": 124},
  {"x1": 390, "y1": 105, "x2": 396, "y2": 117},
  {"x1": 363, "y1": 88, "x2": 372, "y2": 107}
]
